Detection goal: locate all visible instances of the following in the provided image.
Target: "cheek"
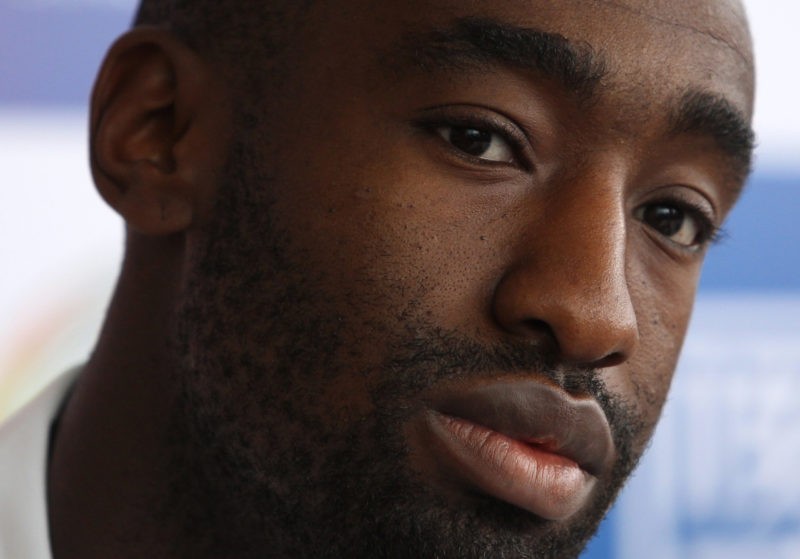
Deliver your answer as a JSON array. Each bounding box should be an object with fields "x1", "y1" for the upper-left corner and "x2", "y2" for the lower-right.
[
  {"x1": 270, "y1": 153, "x2": 516, "y2": 337},
  {"x1": 604, "y1": 256, "x2": 700, "y2": 439}
]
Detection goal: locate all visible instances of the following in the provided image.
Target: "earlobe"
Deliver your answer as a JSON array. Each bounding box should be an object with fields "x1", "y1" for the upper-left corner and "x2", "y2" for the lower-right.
[{"x1": 90, "y1": 28, "x2": 227, "y2": 235}]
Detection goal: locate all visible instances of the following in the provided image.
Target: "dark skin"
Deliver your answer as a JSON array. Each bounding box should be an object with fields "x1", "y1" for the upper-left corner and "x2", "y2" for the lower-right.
[{"x1": 48, "y1": 0, "x2": 754, "y2": 557}]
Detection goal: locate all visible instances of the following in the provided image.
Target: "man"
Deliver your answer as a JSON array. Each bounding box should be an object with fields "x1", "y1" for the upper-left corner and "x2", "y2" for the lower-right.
[{"x1": 0, "y1": 0, "x2": 755, "y2": 557}]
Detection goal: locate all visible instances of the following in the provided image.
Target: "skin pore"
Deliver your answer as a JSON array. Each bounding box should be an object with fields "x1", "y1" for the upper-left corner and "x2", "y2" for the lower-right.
[{"x1": 47, "y1": 1, "x2": 754, "y2": 558}]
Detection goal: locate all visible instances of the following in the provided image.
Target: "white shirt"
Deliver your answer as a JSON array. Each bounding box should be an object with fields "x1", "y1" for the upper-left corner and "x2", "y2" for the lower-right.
[{"x1": 0, "y1": 369, "x2": 78, "y2": 559}]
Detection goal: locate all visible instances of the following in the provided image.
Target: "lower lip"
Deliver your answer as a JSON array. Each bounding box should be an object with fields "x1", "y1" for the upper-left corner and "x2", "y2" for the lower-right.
[{"x1": 425, "y1": 412, "x2": 596, "y2": 521}]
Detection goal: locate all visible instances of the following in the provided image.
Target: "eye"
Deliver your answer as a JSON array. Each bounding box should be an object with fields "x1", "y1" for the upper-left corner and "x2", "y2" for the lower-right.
[
  {"x1": 436, "y1": 125, "x2": 514, "y2": 163},
  {"x1": 635, "y1": 202, "x2": 713, "y2": 249}
]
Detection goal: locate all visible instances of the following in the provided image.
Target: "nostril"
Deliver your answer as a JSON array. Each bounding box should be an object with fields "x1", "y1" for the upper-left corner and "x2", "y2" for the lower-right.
[
  {"x1": 589, "y1": 350, "x2": 627, "y2": 370},
  {"x1": 517, "y1": 318, "x2": 560, "y2": 355},
  {"x1": 520, "y1": 319, "x2": 634, "y2": 370},
  {"x1": 521, "y1": 318, "x2": 557, "y2": 340}
]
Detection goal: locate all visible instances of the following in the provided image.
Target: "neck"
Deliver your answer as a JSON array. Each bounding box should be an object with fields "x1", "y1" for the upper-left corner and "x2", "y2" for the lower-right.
[{"x1": 47, "y1": 233, "x2": 188, "y2": 558}]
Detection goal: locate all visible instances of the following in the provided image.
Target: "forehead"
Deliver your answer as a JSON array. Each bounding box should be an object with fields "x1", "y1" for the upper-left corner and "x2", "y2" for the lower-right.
[
  {"x1": 509, "y1": 0, "x2": 754, "y2": 112},
  {"x1": 298, "y1": 0, "x2": 754, "y2": 117}
]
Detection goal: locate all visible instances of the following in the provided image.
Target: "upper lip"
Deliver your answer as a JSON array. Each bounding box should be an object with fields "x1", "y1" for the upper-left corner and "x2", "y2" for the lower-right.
[{"x1": 431, "y1": 380, "x2": 615, "y2": 477}]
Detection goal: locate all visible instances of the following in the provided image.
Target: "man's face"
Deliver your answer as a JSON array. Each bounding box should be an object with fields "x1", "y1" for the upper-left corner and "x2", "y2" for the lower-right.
[{"x1": 172, "y1": 0, "x2": 753, "y2": 557}]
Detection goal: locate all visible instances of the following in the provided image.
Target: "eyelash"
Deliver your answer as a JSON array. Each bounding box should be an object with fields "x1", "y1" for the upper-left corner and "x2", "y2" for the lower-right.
[
  {"x1": 415, "y1": 110, "x2": 532, "y2": 171},
  {"x1": 414, "y1": 108, "x2": 725, "y2": 252},
  {"x1": 645, "y1": 196, "x2": 724, "y2": 251}
]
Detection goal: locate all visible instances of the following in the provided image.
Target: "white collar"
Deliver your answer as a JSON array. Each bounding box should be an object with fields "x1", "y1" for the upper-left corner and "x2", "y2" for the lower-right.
[{"x1": 0, "y1": 368, "x2": 80, "y2": 559}]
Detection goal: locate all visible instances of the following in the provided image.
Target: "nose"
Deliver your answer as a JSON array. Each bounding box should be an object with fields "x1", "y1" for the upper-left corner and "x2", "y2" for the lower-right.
[{"x1": 491, "y1": 175, "x2": 639, "y2": 370}]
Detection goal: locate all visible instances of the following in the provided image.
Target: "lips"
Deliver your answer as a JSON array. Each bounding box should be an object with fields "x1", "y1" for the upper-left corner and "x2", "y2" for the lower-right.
[{"x1": 417, "y1": 380, "x2": 615, "y2": 521}]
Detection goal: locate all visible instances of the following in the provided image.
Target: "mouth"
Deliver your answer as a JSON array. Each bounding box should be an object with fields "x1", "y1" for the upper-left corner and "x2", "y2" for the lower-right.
[{"x1": 416, "y1": 380, "x2": 616, "y2": 521}]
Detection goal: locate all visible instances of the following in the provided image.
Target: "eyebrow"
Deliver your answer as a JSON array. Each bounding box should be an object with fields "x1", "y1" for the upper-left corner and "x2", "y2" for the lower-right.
[
  {"x1": 383, "y1": 17, "x2": 755, "y2": 182},
  {"x1": 384, "y1": 17, "x2": 607, "y2": 100},
  {"x1": 670, "y1": 89, "x2": 755, "y2": 181}
]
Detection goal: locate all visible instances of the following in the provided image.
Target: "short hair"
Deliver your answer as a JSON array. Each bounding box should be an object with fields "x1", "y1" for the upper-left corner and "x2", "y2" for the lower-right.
[{"x1": 133, "y1": 1, "x2": 312, "y2": 95}]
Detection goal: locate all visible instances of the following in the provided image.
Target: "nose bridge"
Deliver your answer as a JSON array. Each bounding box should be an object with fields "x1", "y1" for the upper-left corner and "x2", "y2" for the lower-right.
[
  {"x1": 492, "y1": 169, "x2": 639, "y2": 368},
  {"x1": 552, "y1": 177, "x2": 628, "y2": 301}
]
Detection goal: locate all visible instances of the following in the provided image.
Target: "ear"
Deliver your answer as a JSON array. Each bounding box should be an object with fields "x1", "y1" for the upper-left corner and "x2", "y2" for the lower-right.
[{"x1": 90, "y1": 28, "x2": 229, "y2": 235}]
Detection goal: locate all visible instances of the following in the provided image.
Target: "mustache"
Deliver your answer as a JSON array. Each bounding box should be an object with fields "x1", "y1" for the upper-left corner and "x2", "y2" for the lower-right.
[
  {"x1": 377, "y1": 326, "x2": 600, "y2": 397},
  {"x1": 372, "y1": 325, "x2": 643, "y2": 473}
]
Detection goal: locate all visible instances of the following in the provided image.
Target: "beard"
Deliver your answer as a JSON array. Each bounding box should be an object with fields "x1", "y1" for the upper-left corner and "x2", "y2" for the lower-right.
[{"x1": 164, "y1": 119, "x2": 647, "y2": 558}]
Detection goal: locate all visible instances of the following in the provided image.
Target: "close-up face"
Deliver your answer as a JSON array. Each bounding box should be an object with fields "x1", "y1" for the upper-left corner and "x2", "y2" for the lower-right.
[{"x1": 171, "y1": 0, "x2": 754, "y2": 557}]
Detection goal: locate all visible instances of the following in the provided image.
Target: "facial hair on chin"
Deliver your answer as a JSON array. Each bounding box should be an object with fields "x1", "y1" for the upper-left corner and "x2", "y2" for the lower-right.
[{"x1": 170, "y1": 300, "x2": 644, "y2": 558}]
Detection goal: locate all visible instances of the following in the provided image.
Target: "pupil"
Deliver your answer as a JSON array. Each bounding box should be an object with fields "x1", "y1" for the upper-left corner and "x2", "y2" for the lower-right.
[
  {"x1": 449, "y1": 128, "x2": 492, "y2": 156},
  {"x1": 645, "y1": 205, "x2": 684, "y2": 236}
]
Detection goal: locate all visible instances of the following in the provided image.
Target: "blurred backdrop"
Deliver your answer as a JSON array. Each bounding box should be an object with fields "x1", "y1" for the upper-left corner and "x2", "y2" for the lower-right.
[{"x1": 1, "y1": 2, "x2": 798, "y2": 557}]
